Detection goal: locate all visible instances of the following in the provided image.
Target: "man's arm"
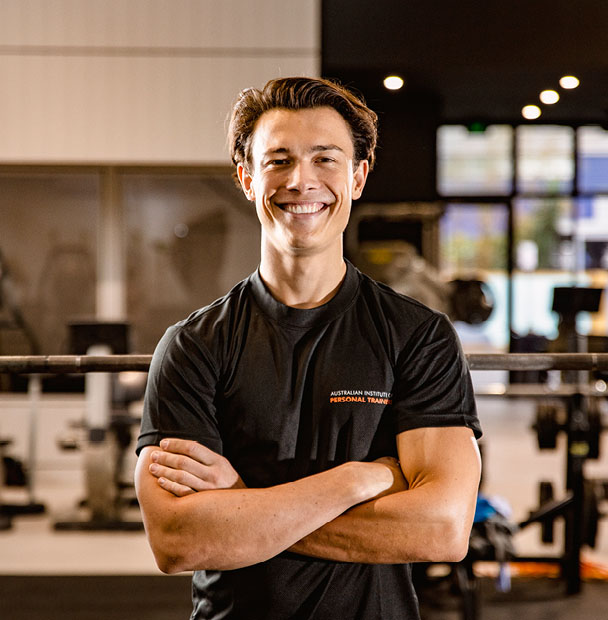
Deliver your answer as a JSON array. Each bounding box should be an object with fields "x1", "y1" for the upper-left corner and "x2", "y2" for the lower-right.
[
  {"x1": 147, "y1": 426, "x2": 481, "y2": 566},
  {"x1": 290, "y1": 426, "x2": 481, "y2": 563},
  {"x1": 134, "y1": 444, "x2": 399, "y2": 574}
]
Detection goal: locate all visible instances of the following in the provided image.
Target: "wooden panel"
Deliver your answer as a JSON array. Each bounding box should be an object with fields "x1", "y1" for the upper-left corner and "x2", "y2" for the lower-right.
[
  {"x1": 0, "y1": 0, "x2": 319, "y2": 49},
  {"x1": 0, "y1": 55, "x2": 318, "y2": 163},
  {"x1": 0, "y1": 0, "x2": 320, "y2": 163}
]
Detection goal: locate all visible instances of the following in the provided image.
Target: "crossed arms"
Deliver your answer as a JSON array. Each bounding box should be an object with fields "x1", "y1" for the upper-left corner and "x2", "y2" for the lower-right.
[{"x1": 134, "y1": 425, "x2": 481, "y2": 574}]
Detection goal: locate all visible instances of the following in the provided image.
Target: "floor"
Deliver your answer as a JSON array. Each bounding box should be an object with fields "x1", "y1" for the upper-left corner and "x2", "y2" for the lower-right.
[
  {"x1": 1, "y1": 371, "x2": 607, "y2": 618},
  {"x1": 1, "y1": 574, "x2": 607, "y2": 620}
]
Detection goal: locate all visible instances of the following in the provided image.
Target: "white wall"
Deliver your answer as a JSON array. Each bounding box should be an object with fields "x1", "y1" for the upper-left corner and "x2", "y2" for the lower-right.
[{"x1": 0, "y1": 0, "x2": 320, "y2": 163}]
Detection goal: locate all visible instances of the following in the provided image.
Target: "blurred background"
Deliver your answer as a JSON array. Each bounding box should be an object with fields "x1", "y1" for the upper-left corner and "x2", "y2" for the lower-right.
[{"x1": 1, "y1": 1, "x2": 607, "y2": 618}]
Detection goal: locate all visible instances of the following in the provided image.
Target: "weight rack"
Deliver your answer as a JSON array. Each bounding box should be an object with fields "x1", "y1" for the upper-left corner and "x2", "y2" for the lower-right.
[{"x1": 1, "y1": 352, "x2": 607, "y2": 597}]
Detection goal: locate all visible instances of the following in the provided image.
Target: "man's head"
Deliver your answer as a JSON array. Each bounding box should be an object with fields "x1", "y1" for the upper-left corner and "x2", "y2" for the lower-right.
[
  {"x1": 229, "y1": 77, "x2": 377, "y2": 263},
  {"x1": 228, "y1": 76, "x2": 378, "y2": 174}
]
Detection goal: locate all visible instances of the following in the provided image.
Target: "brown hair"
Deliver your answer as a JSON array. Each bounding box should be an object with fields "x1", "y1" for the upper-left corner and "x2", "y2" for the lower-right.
[{"x1": 228, "y1": 76, "x2": 378, "y2": 172}]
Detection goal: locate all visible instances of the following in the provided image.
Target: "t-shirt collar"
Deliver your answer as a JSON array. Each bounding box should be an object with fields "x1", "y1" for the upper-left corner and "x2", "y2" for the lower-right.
[{"x1": 249, "y1": 259, "x2": 359, "y2": 328}]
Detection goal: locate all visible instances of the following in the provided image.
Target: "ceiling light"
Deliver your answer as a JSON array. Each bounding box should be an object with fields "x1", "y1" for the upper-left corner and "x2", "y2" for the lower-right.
[
  {"x1": 540, "y1": 89, "x2": 560, "y2": 104},
  {"x1": 559, "y1": 75, "x2": 580, "y2": 89},
  {"x1": 383, "y1": 75, "x2": 404, "y2": 91},
  {"x1": 522, "y1": 105, "x2": 542, "y2": 120}
]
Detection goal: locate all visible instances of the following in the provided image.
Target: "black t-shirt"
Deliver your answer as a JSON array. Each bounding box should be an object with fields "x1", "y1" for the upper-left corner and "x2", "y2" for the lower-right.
[{"x1": 137, "y1": 261, "x2": 481, "y2": 620}]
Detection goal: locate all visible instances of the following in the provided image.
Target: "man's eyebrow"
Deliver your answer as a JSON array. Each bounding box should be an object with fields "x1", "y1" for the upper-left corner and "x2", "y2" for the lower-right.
[
  {"x1": 262, "y1": 147, "x2": 289, "y2": 157},
  {"x1": 311, "y1": 144, "x2": 344, "y2": 153},
  {"x1": 261, "y1": 144, "x2": 345, "y2": 158}
]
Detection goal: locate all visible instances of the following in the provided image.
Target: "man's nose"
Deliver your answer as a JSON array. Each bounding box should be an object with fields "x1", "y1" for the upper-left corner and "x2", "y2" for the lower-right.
[{"x1": 285, "y1": 162, "x2": 318, "y2": 191}]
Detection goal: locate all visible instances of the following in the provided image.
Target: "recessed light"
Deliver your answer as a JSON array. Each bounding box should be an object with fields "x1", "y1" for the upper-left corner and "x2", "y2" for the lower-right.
[
  {"x1": 383, "y1": 75, "x2": 404, "y2": 91},
  {"x1": 559, "y1": 75, "x2": 580, "y2": 89},
  {"x1": 522, "y1": 105, "x2": 542, "y2": 120},
  {"x1": 540, "y1": 90, "x2": 560, "y2": 105}
]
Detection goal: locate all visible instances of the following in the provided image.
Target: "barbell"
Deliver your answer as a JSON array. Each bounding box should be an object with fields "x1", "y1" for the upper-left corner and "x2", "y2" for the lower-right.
[
  {"x1": 0, "y1": 355, "x2": 152, "y2": 374},
  {"x1": 1, "y1": 353, "x2": 608, "y2": 374}
]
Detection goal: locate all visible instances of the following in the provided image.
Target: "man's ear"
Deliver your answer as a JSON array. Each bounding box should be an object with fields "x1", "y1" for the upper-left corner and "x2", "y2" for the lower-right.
[
  {"x1": 237, "y1": 163, "x2": 256, "y2": 202},
  {"x1": 352, "y1": 160, "x2": 369, "y2": 201}
]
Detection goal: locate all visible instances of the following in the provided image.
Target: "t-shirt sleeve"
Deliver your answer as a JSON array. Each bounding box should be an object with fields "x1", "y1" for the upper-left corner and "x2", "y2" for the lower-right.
[
  {"x1": 392, "y1": 312, "x2": 482, "y2": 439},
  {"x1": 136, "y1": 323, "x2": 223, "y2": 455}
]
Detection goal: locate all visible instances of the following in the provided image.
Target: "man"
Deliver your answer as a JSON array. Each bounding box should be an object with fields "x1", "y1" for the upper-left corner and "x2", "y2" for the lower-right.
[{"x1": 135, "y1": 76, "x2": 482, "y2": 619}]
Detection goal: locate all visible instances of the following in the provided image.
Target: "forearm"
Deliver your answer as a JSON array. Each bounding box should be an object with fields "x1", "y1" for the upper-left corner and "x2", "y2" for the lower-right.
[
  {"x1": 291, "y1": 428, "x2": 482, "y2": 564},
  {"x1": 290, "y1": 483, "x2": 475, "y2": 564},
  {"x1": 135, "y1": 448, "x2": 391, "y2": 573}
]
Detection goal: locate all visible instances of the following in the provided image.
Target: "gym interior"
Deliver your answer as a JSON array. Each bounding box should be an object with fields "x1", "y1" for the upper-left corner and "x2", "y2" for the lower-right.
[{"x1": 1, "y1": 2, "x2": 608, "y2": 618}]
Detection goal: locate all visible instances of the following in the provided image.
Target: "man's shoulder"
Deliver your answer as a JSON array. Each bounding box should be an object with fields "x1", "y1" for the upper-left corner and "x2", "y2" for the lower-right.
[
  {"x1": 177, "y1": 272, "x2": 255, "y2": 331},
  {"x1": 152, "y1": 273, "x2": 256, "y2": 362}
]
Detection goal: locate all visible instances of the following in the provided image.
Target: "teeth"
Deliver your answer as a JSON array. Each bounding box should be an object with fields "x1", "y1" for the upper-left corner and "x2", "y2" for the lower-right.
[{"x1": 281, "y1": 202, "x2": 325, "y2": 214}]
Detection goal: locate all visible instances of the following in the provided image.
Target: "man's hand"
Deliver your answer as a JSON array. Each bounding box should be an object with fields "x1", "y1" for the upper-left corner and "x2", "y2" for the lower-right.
[
  {"x1": 149, "y1": 438, "x2": 246, "y2": 497},
  {"x1": 371, "y1": 456, "x2": 409, "y2": 499},
  {"x1": 149, "y1": 439, "x2": 405, "y2": 501}
]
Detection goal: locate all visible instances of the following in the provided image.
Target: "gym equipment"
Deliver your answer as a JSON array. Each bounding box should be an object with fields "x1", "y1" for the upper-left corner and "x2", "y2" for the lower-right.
[
  {"x1": 552, "y1": 287, "x2": 603, "y2": 355},
  {"x1": 0, "y1": 375, "x2": 46, "y2": 528},
  {"x1": 533, "y1": 397, "x2": 603, "y2": 458},
  {"x1": 3, "y1": 352, "x2": 608, "y2": 374},
  {"x1": 513, "y1": 285, "x2": 607, "y2": 594},
  {"x1": 0, "y1": 354, "x2": 151, "y2": 373},
  {"x1": 0, "y1": 352, "x2": 606, "y2": 595},
  {"x1": 533, "y1": 401, "x2": 561, "y2": 449},
  {"x1": 51, "y1": 322, "x2": 145, "y2": 531},
  {"x1": 448, "y1": 278, "x2": 495, "y2": 325},
  {"x1": 534, "y1": 479, "x2": 608, "y2": 550},
  {"x1": 516, "y1": 390, "x2": 607, "y2": 595},
  {"x1": 0, "y1": 438, "x2": 14, "y2": 530}
]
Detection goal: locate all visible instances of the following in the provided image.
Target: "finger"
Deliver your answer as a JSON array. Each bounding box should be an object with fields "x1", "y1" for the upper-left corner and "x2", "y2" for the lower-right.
[
  {"x1": 373, "y1": 456, "x2": 399, "y2": 466},
  {"x1": 149, "y1": 462, "x2": 214, "y2": 492},
  {"x1": 160, "y1": 438, "x2": 221, "y2": 465},
  {"x1": 151, "y1": 450, "x2": 211, "y2": 482},
  {"x1": 156, "y1": 476, "x2": 197, "y2": 498}
]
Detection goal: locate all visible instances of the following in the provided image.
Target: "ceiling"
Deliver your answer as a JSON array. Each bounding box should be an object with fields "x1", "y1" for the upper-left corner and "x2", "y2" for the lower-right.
[{"x1": 322, "y1": 0, "x2": 608, "y2": 125}]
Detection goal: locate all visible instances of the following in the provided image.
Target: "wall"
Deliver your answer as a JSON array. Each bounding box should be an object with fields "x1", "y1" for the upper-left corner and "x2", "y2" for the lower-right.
[
  {"x1": 0, "y1": 0, "x2": 320, "y2": 163},
  {"x1": 0, "y1": 1, "x2": 320, "y2": 357}
]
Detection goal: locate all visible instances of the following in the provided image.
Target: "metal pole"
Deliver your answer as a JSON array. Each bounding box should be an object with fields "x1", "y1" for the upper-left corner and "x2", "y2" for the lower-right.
[
  {"x1": 466, "y1": 353, "x2": 608, "y2": 372},
  {"x1": 0, "y1": 355, "x2": 152, "y2": 374},
  {"x1": 26, "y1": 375, "x2": 41, "y2": 501},
  {"x1": 564, "y1": 393, "x2": 586, "y2": 594},
  {"x1": 3, "y1": 352, "x2": 608, "y2": 374},
  {"x1": 98, "y1": 167, "x2": 126, "y2": 321}
]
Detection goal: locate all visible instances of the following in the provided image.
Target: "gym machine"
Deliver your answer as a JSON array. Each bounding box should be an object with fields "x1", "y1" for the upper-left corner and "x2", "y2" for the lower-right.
[
  {"x1": 0, "y1": 351, "x2": 606, "y2": 616},
  {"x1": 0, "y1": 249, "x2": 46, "y2": 528},
  {"x1": 523, "y1": 391, "x2": 607, "y2": 593},
  {"x1": 0, "y1": 375, "x2": 46, "y2": 530},
  {"x1": 345, "y1": 203, "x2": 495, "y2": 326},
  {"x1": 519, "y1": 287, "x2": 608, "y2": 595},
  {"x1": 52, "y1": 322, "x2": 146, "y2": 531}
]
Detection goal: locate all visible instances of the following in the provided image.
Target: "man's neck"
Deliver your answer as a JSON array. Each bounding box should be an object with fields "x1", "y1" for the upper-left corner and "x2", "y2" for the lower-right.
[{"x1": 259, "y1": 247, "x2": 347, "y2": 309}]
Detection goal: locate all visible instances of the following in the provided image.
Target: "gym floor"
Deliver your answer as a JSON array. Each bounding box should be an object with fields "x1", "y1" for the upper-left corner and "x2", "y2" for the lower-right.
[{"x1": 1, "y1": 376, "x2": 607, "y2": 619}]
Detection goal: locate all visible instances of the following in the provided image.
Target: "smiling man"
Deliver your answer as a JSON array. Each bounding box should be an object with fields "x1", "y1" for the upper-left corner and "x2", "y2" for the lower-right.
[{"x1": 135, "y1": 77, "x2": 482, "y2": 620}]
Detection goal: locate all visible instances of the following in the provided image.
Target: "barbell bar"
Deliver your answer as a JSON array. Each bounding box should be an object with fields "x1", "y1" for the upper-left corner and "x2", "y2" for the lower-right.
[
  {"x1": 1, "y1": 353, "x2": 608, "y2": 374},
  {"x1": 0, "y1": 355, "x2": 152, "y2": 374}
]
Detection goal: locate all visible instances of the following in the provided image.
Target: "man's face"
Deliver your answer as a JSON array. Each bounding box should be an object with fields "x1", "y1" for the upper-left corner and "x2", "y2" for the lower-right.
[{"x1": 238, "y1": 106, "x2": 368, "y2": 259}]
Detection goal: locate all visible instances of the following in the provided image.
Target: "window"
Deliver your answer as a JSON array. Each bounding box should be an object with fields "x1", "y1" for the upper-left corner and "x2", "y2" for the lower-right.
[
  {"x1": 437, "y1": 125, "x2": 512, "y2": 196},
  {"x1": 516, "y1": 126, "x2": 574, "y2": 194},
  {"x1": 438, "y1": 124, "x2": 608, "y2": 351},
  {"x1": 0, "y1": 172, "x2": 98, "y2": 356},
  {"x1": 123, "y1": 172, "x2": 260, "y2": 352},
  {"x1": 440, "y1": 204, "x2": 509, "y2": 349},
  {"x1": 579, "y1": 126, "x2": 608, "y2": 193}
]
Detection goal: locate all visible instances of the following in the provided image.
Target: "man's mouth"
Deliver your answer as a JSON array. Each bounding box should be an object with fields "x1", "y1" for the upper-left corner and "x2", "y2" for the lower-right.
[{"x1": 277, "y1": 202, "x2": 328, "y2": 214}]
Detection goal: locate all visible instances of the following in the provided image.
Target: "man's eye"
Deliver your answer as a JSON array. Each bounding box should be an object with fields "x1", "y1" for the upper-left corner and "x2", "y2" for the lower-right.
[
  {"x1": 316, "y1": 157, "x2": 335, "y2": 164},
  {"x1": 268, "y1": 159, "x2": 289, "y2": 166}
]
